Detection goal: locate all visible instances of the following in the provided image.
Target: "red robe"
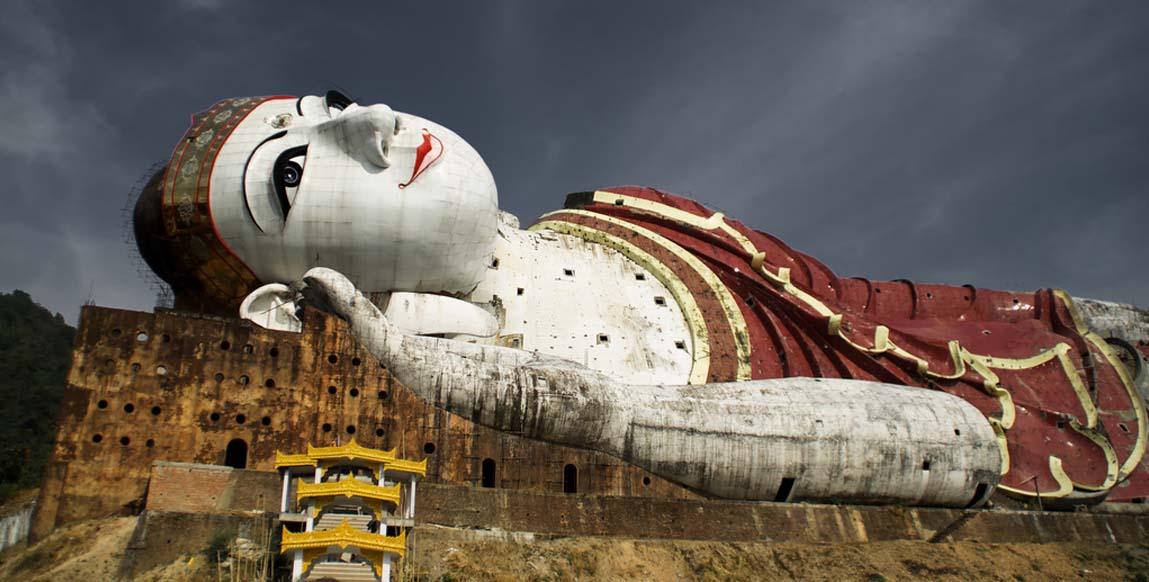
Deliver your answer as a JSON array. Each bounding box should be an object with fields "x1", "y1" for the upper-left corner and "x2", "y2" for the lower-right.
[{"x1": 534, "y1": 186, "x2": 1147, "y2": 502}]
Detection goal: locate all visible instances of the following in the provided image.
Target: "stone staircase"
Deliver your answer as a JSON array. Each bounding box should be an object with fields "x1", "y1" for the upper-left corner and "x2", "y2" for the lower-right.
[
  {"x1": 306, "y1": 560, "x2": 379, "y2": 582},
  {"x1": 314, "y1": 512, "x2": 373, "y2": 532}
]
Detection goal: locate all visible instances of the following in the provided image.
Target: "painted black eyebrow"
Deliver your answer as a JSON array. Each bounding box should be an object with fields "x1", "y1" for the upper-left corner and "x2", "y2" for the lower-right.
[
  {"x1": 240, "y1": 130, "x2": 287, "y2": 233},
  {"x1": 295, "y1": 97, "x2": 304, "y2": 116},
  {"x1": 272, "y1": 145, "x2": 308, "y2": 218}
]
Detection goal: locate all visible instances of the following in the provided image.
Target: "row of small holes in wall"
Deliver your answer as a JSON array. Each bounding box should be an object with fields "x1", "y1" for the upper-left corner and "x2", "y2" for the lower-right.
[
  {"x1": 206, "y1": 412, "x2": 275, "y2": 427},
  {"x1": 325, "y1": 386, "x2": 386, "y2": 400},
  {"x1": 96, "y1": 401, "x2": 282, "y2": 430},
  {"x1": 98, "y1": 398, "x2": 287, "y2": 429},
  {"x1": 216, "y1": 340, "x2": 280, "y2": 358},
  {"x1": 96, "y1": 399, "x2": 163, "y2": 417},
  {"x1": 90, "y1": 434, "x2": 154, "y2": 448},
  {"x1": 589, "y1": 334, "x2": 685, "y2": 350},
  {"x1": 317, "y1": 422, "x2": 386, "y2": 438},
  {"x1": 320, "y1": 385, "x2": 393, "y2": 401},
  {"x1": 191, "y1": 408, "x2": 388, "y2": 437},
  {"x1": 509, "y1": 268, "x2": 658, "y2": 294},
  {"x1": 107, "y1": 331, "x2": 305, "y2": 363},
  {"x1": 122, "y1": 329, "x2": 384, "y2": 371},
  {"x1": 118, "y1": 326, "x2": 702, "y2": 368},
  {"x1": 870, "y1": 289, "x2": 1024, "y2": 306},
  {"x1": 207, "y1": 373, "x2": 279, "y2": 388},
  {"x1": 108, "y1": 329, "x2": 172, "y2": 344},
  {"x1": 112, "y1": 362, "x2": 383, "y2": 381},
  {"x1": 104, "y1": 360, "x2": 171, "y2": 376},
  {"x1": 326, "y1": 354, "x2": 366, "y2": 367}
]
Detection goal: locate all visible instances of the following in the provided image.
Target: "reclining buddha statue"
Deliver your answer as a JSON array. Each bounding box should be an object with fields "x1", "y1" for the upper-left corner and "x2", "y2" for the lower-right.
[{"x1": 133, "y1": 91, "x2": 1148, "y2": 508}]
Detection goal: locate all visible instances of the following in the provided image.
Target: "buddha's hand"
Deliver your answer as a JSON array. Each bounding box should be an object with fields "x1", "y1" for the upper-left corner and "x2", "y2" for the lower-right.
[
  {"x1": 295, "y1": 267, "x2": 403, "y2": 360},
  {"x1": 294, "y1": 267, "x2": 363, "y2": 319}
]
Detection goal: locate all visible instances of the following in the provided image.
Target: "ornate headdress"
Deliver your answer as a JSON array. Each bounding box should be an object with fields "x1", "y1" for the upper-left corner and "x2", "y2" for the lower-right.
[{"x1": 134, "y1": 97, "x2": 279, "y2": 313}]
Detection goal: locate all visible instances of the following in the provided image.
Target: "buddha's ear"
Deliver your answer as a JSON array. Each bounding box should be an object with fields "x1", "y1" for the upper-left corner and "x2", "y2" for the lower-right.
[{"x1": 239, "y1": 283, "x2": 301, "y2": 332}]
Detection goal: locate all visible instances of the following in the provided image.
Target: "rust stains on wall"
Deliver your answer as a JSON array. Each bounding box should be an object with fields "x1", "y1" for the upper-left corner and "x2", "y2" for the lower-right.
[{"x1": 31, "y1": 305, "x2": 694, "y2": 539}]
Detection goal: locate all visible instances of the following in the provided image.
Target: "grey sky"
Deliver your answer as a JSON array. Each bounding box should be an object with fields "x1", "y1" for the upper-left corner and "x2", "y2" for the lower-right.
[{"x1": 1, "y1": 1, "x2": 1146, "y2": 323}]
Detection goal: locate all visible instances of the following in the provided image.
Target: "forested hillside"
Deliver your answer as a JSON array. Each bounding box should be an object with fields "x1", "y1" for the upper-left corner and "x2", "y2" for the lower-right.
[{"x1": 0, "y1": 290, "x2": 74, "y2": 500}]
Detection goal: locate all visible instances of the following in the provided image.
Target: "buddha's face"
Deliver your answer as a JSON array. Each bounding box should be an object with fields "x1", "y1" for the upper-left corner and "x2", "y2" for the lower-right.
[{"x1": 164, "y1": 92, "x2": 498, "y2": 300}]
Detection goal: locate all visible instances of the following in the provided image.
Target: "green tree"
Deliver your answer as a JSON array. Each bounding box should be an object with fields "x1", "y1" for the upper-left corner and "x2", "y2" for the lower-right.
[{"x1": 0, "y1": 290, "x2": 74, "y2": 500}]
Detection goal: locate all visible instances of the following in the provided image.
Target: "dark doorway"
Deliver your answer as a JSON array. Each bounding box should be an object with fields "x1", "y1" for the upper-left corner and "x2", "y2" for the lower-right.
[
  {"x1": 224, "y1": 438, "x2": 248, "y2": 469},
  {"x1": 563, "y1": 464, "x2": 578, "y2": 494},
  {"x1": 774, "y1": 477, "x2": 796, "y2": 502},
  {"x1": 965, "y1": 482, "x2": 989, "y2": 508},
  {"x1": 481, "y1": 458, "x2": 496, "y2": 488}
]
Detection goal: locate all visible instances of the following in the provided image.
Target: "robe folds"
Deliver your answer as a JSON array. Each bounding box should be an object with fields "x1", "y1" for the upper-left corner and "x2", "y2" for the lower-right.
[{"x1": 533, "y1": 186, "x2": 1147, "y2": 502}]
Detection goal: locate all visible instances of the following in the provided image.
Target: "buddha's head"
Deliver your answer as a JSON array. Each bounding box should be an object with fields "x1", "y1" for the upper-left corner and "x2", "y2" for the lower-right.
[{"x1": 134, "y1": 91, "x2": 498, "y2": 313}]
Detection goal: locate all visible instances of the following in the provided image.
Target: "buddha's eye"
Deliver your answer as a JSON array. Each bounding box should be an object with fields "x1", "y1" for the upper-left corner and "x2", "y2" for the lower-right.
[
  {"x1": 279, "y1": 160, "x2": 303, "y2": 187},
  {"x1": 272, "y1": 145, "x2": 308, "y2": 217}
]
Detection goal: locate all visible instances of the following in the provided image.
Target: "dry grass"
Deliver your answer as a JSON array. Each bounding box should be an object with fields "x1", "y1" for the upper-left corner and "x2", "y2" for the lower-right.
[
  {"x1": 0, "y1": 516, "x2": 137, "y2": 581},
  {"x1": 399, "y1": 525, "x2": 1149, "y2": 582},
  {"x1": 0, "y1": 516, "x2": 217, "y2": 582},
  {"x1": 2, "y1": 516, "x2": 1147, "y2": 581}
]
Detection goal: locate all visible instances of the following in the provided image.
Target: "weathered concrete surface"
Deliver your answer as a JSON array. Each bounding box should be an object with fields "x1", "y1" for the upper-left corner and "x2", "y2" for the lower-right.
[
  {"x1": 6, "y1": 512, "x2": 1148, "y2": 581},
  {"x1": 1076, "y1": 298, "x2": 1149, "y2": 447},
  {"x1": 32, "y1": 305, "x2": 690, "y2": 539},
  {"x1": 1075, "y1": 297, "x2": 1149, "y2": 344},
  {"x1": 134, "y1": 464, "x2": 1149, "y2": 546},
  {"x1": 31, "y1": 295, "x2": 1149, "y2": 538},
  {"x1": 414, "y1": 483, "x2": 1148, "y2": 544},
  {"x1": 117, "y1": 510, "x2": 274, "y2": 579},
  {"x1": 301, "y1": 267, "x2": 1002, "y2": 507},
  {"x1": 131, "y1": 464, "x2": 1149, "y2": 546},
  {"x1": 0, "y1": 493, "x2": 35, "y2": 552}
]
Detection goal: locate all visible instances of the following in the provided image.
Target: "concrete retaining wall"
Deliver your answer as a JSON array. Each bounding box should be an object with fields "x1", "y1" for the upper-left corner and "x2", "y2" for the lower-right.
[
  {"x1": 117, "y1": 510, "x2": 274, "y2": 579},
  {"x1": 140, "y1": 464, "x2": 1149, "y2": 545},
  {"x1": 416, "y1": 483, "x2": 1148, "y2": 544}
]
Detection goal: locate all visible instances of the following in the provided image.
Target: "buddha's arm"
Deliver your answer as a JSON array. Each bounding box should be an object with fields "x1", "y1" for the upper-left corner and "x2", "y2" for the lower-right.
[
  {"x1": 298, "y1": 267, "x2": 1001, "y2": 506},
  {"x1": 299, "y1": 267, "x2": 632, "y2": 452}
]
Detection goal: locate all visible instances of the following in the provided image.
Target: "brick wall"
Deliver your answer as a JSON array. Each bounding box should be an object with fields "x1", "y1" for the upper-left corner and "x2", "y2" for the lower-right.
[
  {"x1": 146, "y1": 463, "x2": 233, "y2": 513},
  {"x1": 32, "y1": 306, "x2": 691, "y2": 539},
  {"x1": 145, "y1": 462, "x2": 280, "y2": 514}
]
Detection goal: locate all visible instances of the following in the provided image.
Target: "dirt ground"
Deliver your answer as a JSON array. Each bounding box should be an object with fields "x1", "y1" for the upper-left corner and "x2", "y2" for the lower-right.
[
  {"x1": 1, "y1": 516, "x2": 1147, "y2": 581},
  {"x1": 0, "y1": 516, "x2": 140, "y2": 582},
  {"x1": 0, "y1": 515, "x2": 223, "y2": 582},
  {"x1": 401, "y1": 526, "x2": 1149, "y2": 582}
]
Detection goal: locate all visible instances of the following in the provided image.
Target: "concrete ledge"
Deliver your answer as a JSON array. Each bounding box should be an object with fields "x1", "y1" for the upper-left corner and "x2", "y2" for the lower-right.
[
  {"x1": 138, "y1": 464, "x2": 1149, "y2": 545},
  {"x1": 417, "y1": 483, "x2": 1149, "y2": 544}
]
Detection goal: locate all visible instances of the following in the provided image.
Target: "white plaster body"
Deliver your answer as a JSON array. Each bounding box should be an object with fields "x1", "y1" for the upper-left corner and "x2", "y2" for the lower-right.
[
  {"x1": 298, "y1": 268, "x2": 1003, "y2": 507},
  {"x1": 246, "y1": 216, "x2": 699, "y2": 384},
  {"x1": 216, "y1": 95, "x2": 1043, "y2": 507},
  {"x1": 469, "y1": 223, "x2": 696, "y2": 385},
  {"x1": 380, "y1": 291, "x2": 498, "y2": 338},
  {"x1": 218, "y1": 95, "x2": 698, "y2": 385}
]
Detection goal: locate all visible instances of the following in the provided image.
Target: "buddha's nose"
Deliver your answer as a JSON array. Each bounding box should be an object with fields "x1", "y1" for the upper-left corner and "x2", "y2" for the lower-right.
[{"x1": 330, "y1": 103, "x2": 396, "y2": 168}]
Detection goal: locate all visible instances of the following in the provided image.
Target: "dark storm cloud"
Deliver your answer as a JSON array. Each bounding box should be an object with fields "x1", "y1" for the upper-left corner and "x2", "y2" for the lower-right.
[{"x1": 0, "y1": 0, "x2": 1146, "y2": 322}]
